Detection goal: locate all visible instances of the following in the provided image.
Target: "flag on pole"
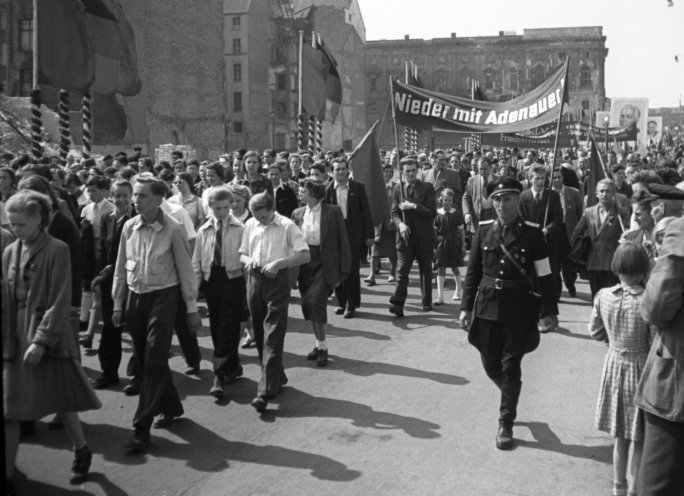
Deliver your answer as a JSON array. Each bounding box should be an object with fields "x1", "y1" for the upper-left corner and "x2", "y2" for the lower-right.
[
  {"x1": 301, "y1": 33, "x2": 342, "y2": 122},
  {"x1": 37, "y1": 0, "x2": 95, "y2": 92},
  {"x1": 349, "y1": 120, "x2": 390, "y2": 227},
  {"x1": 586, "y1": 131, "x2": 607, "y2": 208},
  {"x1": 83, "y1": 0, "x2": 141, "y2": 96}
]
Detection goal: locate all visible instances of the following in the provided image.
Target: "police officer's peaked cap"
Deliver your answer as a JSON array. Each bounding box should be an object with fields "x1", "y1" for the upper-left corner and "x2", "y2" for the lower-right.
[{"x1": 487, "y1": 177, "x2": 523, "y2": 198}]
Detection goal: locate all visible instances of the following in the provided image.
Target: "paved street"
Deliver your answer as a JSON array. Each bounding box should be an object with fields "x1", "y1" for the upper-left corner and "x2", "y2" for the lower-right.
[{"x1": 13, "y1": 268, "x2": 612, "y2": 496}]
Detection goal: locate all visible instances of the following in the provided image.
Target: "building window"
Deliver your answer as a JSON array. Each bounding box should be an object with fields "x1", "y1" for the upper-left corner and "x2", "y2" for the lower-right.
[
  {"x1": 232, "y1": 38, "x2": 241, "y2": 54},
  {"x1": 233, "y1": 63, "x2": 242, "y2": 82},
  {"x1": 276, "y1": 73, "x2": 286, "y2": 90},
  {"x1": 369, "y1": 77, "x2": 377, "y2": 91},
  {"x1": 509, "y1": 69, "x2": 519, "y2": 91},
  {"x1": 579, "y1": 65, "x2": 592, "y2": 89},
  {"x1": 484, "y1": 73, "x2": 494, "y2": 90},
  {"x1": 234, "y1": 121, "x2": 243, "y2": 133},
  {"x1": 584, "y1": 51, "x2": 590, "y2": 58},
  {"x1": 19, "y1": 19, "x2": 32, "y2": 52},
  {"x1": 530, "y1": 64, "x2": 546, "y2": 88},
  {"x1": 275, "y1": 133, "x2": 286, "y2": 150},
  {"x1": 558, "y1": 51, "x2": 566, "y2": 60},
  {"x1": 19, "y1": 68, "x2": 32, "y2": 95},
  {"x1": 232, "y1": 16, "x2": 241, "y2": 30},
  {"x1": 581, "y1": 100, "x2": 590, "y2": 111},
  {"x1": 233, "y1": 92, "x2": 242, "y2": 112}
]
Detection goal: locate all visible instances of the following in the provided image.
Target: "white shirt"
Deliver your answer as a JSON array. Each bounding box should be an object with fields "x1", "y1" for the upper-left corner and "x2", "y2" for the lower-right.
[
  {"x1": 161, "y1": 199, "x2": 196, "y2": 241},
  {"x1": 239, "y1": 213, "x2": 308, "y2": 266},
  {"x1": 82, "y1": 197, "x2": 114, "y2": 239},
  {"x1": 335, "y1": 181, "x2": 349, "y2": 219},
  {"x1": 302, "y1": 202, "x2": 322, "y2": 246}
]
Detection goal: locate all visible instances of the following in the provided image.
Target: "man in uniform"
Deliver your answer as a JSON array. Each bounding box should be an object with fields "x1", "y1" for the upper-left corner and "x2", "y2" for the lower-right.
[{"x1": 459, "y1": 177, "x2": 558, "y2": 450}]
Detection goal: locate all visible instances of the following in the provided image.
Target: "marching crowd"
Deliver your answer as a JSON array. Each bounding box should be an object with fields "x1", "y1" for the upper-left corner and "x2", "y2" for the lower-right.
[{"x1": 1, "y1": 141, "x2": 684, "y2": 495}]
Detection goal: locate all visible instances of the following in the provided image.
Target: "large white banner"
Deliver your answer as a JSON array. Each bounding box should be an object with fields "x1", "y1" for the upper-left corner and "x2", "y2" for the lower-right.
[{"x1": 609, "y1": 98, "x2": 649, "y2": 152}]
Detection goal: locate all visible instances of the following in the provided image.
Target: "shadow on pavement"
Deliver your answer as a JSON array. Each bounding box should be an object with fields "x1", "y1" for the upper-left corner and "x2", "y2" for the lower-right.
[
  {"x1": 12, "y1": 469, "x2": 95, "y2": 496},
  {"x1": 155, "y1": 418, "x2": 362, "y2": 481},
  {"x1": 284, "y1": 351, "x2": 469, "y2": 386},
  {"x1": 552, "y1": 325, "x2": 594, "y2": 341},
  {"x1": 514, "y1": 421, "x2": 612, "y2": 463},
  {"x1": 273, "y1": 387, "x2": 442, "y2": 440}
]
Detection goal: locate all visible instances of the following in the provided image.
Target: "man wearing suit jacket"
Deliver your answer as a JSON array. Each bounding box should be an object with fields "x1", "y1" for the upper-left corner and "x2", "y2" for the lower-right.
[
  {"x1": 325, "y1": 158, "x2": 373, "y2": 319},
  {"x1": 418, "y1": 149, "x2": 463, "y2": 213},
  {"x1": 266, "y1": 161, "x2": 298, "y2": 219},
  {"x1": 463, "y1": 158, "x2": 498, "y2": 231},
  {"x1": 389, "y1": 157, "x2": 437, "y2": 317},
  {"x1": 571, "y1": 179, "x2": 630, "y2": 299},
  {"x1": 551, "y1": 169, "x2": 583, "y2": 297},
  {"x1": 518, "y1": 165, "x2": 565, "y2": 316}
]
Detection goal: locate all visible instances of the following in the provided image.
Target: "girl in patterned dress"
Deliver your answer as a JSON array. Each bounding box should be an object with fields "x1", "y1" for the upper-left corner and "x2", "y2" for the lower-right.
[
  {"x1": 433, "y1": 189, "x2": 465, "y2": 305},
  {"x1": 589, "y1": 241, "x2": 653, "y2": 496}
]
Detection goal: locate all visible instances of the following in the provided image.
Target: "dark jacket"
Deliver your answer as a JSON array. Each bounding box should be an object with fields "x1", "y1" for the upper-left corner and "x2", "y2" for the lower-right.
[
  {"x1": 268, "y1": 182, "x2": 298, "y2": 219},
  {"x1": 571, "y1": 204, "x2": 630, "y2": 272},
  {"x1": 325, "y1": 179, "x2": 373, "y2": 248},
  {"x1": 390, "y1": 180, "x2": 437, "y2": 250},
  {"x1": 48, "y1": 210, "x2": 82, "y2": 307},
  {"x1": 291, "y1": 202, "x2": 351, "y2": 288}
]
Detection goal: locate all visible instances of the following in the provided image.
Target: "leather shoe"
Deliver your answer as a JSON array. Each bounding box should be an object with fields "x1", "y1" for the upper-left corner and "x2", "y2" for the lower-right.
[
  {"x1": 209, "y1": 376, "x2": 224, "y2": 397},
  {"x1": 241, "y1": 337, "x2": 256, "y2": 349},
  {"x1": 124, "y1": 430, "x2": 151, "y2": 453},
  {"x1": 153, "y1": 413, "x2": 180, "y2": 429},
  {"x1": 387, "y1": 275, "x2": 396, "y2": 283},
  {"x1": 306, "y1": 347, "x2": 319, "y2": 360},
  {"x1": 422, "y1": 305, "x2": 433, "y2": 312},
  {"x1": 344, "y1": 309, "x2": 357, "y2": 319},
  {"x1": 250, "y1": 395, "x2": 268, "y2": 413},
  {"x1": 69, "y1": 445, "x2": 92, "y2": 484},
  {"x1": 389, "y1": 305, "x2": 404, "y2": 317},
  {"x1": 334, "y1": 307, "x2": 345, "y2": 315},
  {"x1": 93, "y1": 375, "x2": 119, "y2": 389},
  {"x1": 567, "y1": 284, "x2": 577, "y2": 298},
  {"x1": 223, "y1": 365, "x2": 244, "y2": 384},
  {"x1": 79, "y1": 335, "x2": 93, "y2": 349},
  {"x1": 365, "y1": 279, "x2": 376, "y2": 286},
  {"x1": 123, "y1": 379, "x2": 141, "y2": 396},
  {"x1": 185, "y1": 365, "x2": 200, "y2": 376},
  {"x1": 317, "y1": 348, "x2": 328, "y2": 367},
  {"x1": 496, "y1": 424, "x2": 514, "y2": 450}
]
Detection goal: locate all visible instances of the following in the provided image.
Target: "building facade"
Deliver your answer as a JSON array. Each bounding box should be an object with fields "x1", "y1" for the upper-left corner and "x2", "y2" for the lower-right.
[
  {"x1": 0, "y1": 0, "x2": 366, "y2": 158},
  {"x1": 366, "y1": 27, "x2": 609, "y2": 149}
]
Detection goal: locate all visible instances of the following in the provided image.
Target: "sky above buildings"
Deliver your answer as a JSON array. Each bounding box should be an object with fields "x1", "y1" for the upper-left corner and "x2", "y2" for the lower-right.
[{"x1": 359, "y1": 0, "x2": 684, "y2": 109}]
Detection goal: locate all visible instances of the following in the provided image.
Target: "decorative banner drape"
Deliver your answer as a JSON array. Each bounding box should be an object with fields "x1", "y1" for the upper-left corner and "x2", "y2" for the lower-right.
[
  {"x1": 30, "y1": 88, "x2": 43, "y2": 159},
  {"x1": 58, "y1": 89, "x2": 70, "y2": 165},
  {"x1": 82, "y1": 91, "x2": 92, "y2": 160},
  {"x1": 391, "y1": 60, "x2": 569, "y2": 134}
]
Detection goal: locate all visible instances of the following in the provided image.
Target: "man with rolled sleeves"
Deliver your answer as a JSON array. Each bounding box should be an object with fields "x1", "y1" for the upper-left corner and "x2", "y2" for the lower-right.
[{"x1": 459, "y1": 177, "x2": 558, "y2": 450}]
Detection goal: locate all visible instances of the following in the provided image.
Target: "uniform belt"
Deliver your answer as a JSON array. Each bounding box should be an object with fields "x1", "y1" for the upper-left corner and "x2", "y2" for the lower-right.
[{"x1": 480, "y1": 274, "x2": 530, "y2": 290}]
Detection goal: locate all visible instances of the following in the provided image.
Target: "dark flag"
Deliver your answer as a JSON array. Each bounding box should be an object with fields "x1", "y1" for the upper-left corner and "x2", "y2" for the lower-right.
[
  {"x1": 472, "y1": 81, "x2": 488, "y2": 101},
  {"x1": 37, "y1": 0, "x2": 95, "y2": 92},
  {"x1": 301, "y1": 34, "x2": 342, "y2": 122},
  {"x1": 82, "y1": 0, "x2": 141, "y2": 96},
  {"x1": 349, "y1": 121, "x2": 390, "y2": 227},
  {"x1": 586, "y1": 132, "x2": 607, "y2": 207},
  {"x1": 407, "y1": 73, "x2": 424, "y2": 89}
]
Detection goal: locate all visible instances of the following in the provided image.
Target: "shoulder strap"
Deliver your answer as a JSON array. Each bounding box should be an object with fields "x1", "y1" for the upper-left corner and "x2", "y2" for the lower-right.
[{"x1": 499, "y1": 243, "x2": 534, "y2": 288}]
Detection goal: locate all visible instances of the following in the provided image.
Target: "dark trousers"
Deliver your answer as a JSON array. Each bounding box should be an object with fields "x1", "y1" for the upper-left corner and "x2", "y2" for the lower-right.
[
  {"x1": 98, "y1": 279, "x2": 139, "y2": 380},
  {"x1": 638, "y1": 412, "x2": 684, "y2": 496},
  {"x1": 247, "y1": 269, "x2": 290, "y2": 398},
  {"x1": 335, "y1": 244, "x2": 363, "y2": 310},
  {"x1": 561, "y1": 256, "x2": 577, "y2": 292},
  {"x1": 390, "y1": 243, "x2": 433, "y2": 308},
  {"x1": 588, "y1": 270, "x2": 619, "y2": 299},
  {"x1": 475, "y1": 319, "x2": 525, "y2": 426},
  {"x1": 174, "y1": 294, "x2": 201, "y2": 368},
  {"x1": 126, "y1": 286, "x2": 183, "y2": 432},
  {"x1": 204, "y1": 268, "x2": 245, "y2": 377}
]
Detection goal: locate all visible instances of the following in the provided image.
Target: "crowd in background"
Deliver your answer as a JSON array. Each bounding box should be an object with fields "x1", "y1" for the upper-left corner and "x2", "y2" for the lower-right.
[{"x1": 1, "y1": 138, "x2": 683, "y2": 494}]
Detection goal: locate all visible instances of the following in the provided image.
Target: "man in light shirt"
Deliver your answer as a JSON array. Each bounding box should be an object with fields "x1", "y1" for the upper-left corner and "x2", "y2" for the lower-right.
[
  {"x1": 239, "y1": 192, "x2": 310, "y2": 413},
  {"x1": 113, "y1": 176, "x2": 201, "y2": 453}
]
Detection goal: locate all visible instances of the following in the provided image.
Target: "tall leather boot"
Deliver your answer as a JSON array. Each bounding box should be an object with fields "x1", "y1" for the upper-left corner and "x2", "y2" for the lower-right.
[{"x1": 496, "y1": 381, "x2": 522, "y2": 450}]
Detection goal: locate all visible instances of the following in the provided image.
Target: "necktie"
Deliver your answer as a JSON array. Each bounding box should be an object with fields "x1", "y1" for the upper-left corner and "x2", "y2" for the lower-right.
[
  {"x1": 535, "y1": 193, "x2": 541, "y2": 207},
  {"x1": 407, "y1": 184, "x2": 414, "y2": 200},
  {"x1": 212, "y1": 220, "x2": 223, "y2": 266}
]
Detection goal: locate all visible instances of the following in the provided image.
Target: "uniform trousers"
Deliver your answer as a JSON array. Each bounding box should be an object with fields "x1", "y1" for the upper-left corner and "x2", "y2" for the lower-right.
[
  {"x1": 334, "y1": 244, "x2": 363, "y2": 311},
  {"x1": 390, "y1": 241, "x2": 433, "y2": 308},
  {"x1": 247, "y1": 269, "x2": 290, "y2": 398},
  {"x1": 638, "y1": 412, "x2": 684, "y2": 496},
  {"x1": 475, "y1": 319, "x2": 525, "y2": 427},
  {"x1": 126, "y1": 286, "x2": 183, "y2": 432},
  {"x1": 204, "y1": 268, "x2": 245, "y2": 377}
]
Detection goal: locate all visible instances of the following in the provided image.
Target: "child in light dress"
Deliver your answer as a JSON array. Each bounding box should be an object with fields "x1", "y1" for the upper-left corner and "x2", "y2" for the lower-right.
[
  {"x1": 589, "y1": 241, "x2": 653, "y2": 496},
  {"x1": 433, "y1": 189, "x2": 465, "y2": 305}
]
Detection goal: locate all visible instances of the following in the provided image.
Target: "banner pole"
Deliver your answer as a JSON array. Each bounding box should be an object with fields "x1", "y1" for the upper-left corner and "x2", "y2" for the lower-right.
[
  {"x1": 389, "y1": 76, "x2": 406, "y2": 222},
  {"x1": 297, "y1": 30, "x2": 305, "y2": 153},
  {"x1": 545, "y1": 57, "x2": 569, "y2": 229}
]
